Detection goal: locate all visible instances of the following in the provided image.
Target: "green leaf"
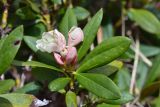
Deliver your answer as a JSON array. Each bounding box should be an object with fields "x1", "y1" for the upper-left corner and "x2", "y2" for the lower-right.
[
  {"x1": 16, "y1": 6, "x2": 37, "y2": 20},
  {"x1": 140, "y1": 44, "x2": 160, "y2": 57},
  {"x1": 102, "y1": 20, "x2": 114, "y2": 39},
  {"x1": 49, "y1": 77, "x2": 71, "y2": 92},
  {"x1": 97, "y1": 103, "x2": 120, "y2": 107},
  {"x1": 24, "y1": 22, "x2": 47, "y2": 37},
  {"x1": 78, "y1": 9, "x2": 103, "y2": 61},
  {"x1": 82, "y1": 37, "x2": 131, "y2": 63},
  {"x1": 88, "y1": 60, "x2": 123, "y2": 76},
  {"x1": 0, "y1": 97, "x2": 13, "y2": 107},
  {"x1": 115, "y1": 68, "x2": 131, "y2": 91},
  {"x1": 151, "y1": 97, "x2": 160, "y2": 107},
  {"x1": 0, "y1": 26, "x2": 23, "y2": 75},
  {"x1": 65, "y1": 91, "x2": 77, "y2": 107},
  {"x1": 77, "y1": 37, "x2": 131, "y2": 73},
  {"x1": 26, "y1": 0, "x2": 40, "y2": 13},
  {"x1": 0, "y1": 93, "x2": 36, "y2": 107},
  {"x1": 75, "y1": 73, "x2": 121, "y2": 100},
  {"x1": 12, "y1": 60, "x2": 63, "y2": 72},
  {"x1": 32, "y1": 67, "x2": 59, "y2": 82},
  {"x1": 23, "y1": 36, "x2": 38, "y2": 52},
  {"x1": 59, "y1": 8, "x2": 77, "y2": 40},
  {"x1": 128, "y1": 8, "x2": 160, "y2": 35},
  {"x1": 14, "y1": 82, "x2": 41, "y2": 95},
  {"x1": 73, "y1": 6, "x2": 90, "y2": 21},
  {"x1": 0, "y1": 79, "x2": 15, "y2": 94},
  {"x1": 136, "y1": 61, "x2": 149, "y2": 90},
  {"x1": 51, "y1": 0, "x2": 62, "y2": 5},
  {"x1": 145, "y1": 55, "x2": 160, "y2": 86},
  {"x1": 103, "y1": 92, "x2": 133, "y2": 104}
]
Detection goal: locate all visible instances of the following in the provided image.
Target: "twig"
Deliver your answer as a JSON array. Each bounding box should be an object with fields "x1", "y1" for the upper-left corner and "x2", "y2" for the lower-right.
[
  {"x1": 129, "y1": 35, "x2": 152, "y2": 67},
  {"x1": 97, "y1": 26, "x2": 103, "y2": 44},
  {"x1": 121, "y1": 1, "x2": 126, "y2": 36},
  {"x1": 130, "y1": 36, "x2": 140, "y2": 94},
  {"x1": 1, "y1": 0, "x2": 8, "y2": 29}
]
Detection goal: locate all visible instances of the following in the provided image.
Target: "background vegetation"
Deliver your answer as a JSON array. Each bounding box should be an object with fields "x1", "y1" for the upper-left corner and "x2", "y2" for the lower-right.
[{"x1": 0, "y1": 0, "x2": 160, "y2": 107}]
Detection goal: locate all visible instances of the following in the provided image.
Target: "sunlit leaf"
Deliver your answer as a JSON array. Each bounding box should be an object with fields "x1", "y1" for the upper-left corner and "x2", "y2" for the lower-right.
[
  {"x1": 128, "y1": 8, "x2": 160, "y2": 35},
  {"x1": 12, "y1": 60, "x2": 63, "y2": 72},
  {"x1": 77, "y1": 37, "x2": 131, "y2": 73},
  {"x1": 78, "y1": 9, "x2": 103, "y2": 61},
  {"x1": 0, "y1": 26, "x2": 23, "y2": 75},
  {"x1": 65, "y1": 91, "x2": 77, "y2": 107},
  {"x1": 73, "y1": 6, "x2": 90, "y2": 21},
  {"x1": 0, "y1": 79, "x2": 15, "y2": 94},
  {"x1": 49, "y1": 77, "x2": 71, "y2": 92},
  {"x1": 0, "y1": 93, "x2": 36, "y2": 107},
  {"x1": 59, "y1": 8, "x2": 77, "y2": 40},
  {"x1": 75, "y1": 73, "x2": 121, "y2": 100}
]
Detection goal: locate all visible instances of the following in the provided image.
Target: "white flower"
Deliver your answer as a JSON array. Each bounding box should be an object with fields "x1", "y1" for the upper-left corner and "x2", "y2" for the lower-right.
[
  {"x1": 36, "y1": 30, "x2": 66, "y2": 53},
  {"x1": 34, "y1": 99, "x2": 50, "y2": 107}
]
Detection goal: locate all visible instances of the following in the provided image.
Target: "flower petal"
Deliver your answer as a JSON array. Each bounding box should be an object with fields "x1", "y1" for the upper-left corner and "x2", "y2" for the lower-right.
[
  {"x1": 36, "y1": 29, "x2": 66, "y2": 53},
  {"x1": 68, "y1": 27, "x2": 84, "y2": 47},
  {"x1": 54, "y1": 53, "x2": 64, "y2": 65},
  {"x1": 66, "y1": 47, "x2": 77, "y2": 65}
]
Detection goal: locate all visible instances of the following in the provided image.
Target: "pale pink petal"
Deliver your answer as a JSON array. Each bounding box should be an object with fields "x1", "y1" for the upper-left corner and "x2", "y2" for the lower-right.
[
  {"x1": 53, "y1": 29, "x2": 66, "y2": 52},
  {"x1": 68, "y1": 27, "x2": 84, "y2": 47},
  {"x1": 66, "y1": 47, "x2": 77, "y2": 65},
  {"x1": 54, "y1": 53, "x2": 64, "y2": 65}
]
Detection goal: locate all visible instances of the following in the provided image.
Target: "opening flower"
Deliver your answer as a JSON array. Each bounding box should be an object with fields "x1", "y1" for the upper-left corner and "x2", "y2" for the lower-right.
[{"x1": 36, "y1": 26, "x2": 84, "y2": 66}]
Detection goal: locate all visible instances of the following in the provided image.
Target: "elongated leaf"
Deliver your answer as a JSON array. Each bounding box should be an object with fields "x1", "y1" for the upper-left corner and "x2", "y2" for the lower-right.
[
  {"x1": 88, "y1": 60, "x2": 123, "y2": 76},
  {"x1": 65, "y1": 91, "x2": 77, "y2": 107},
  {"x1": 77, "y1": 37, "x2": 131, "y2": 73},
  {"x1": 0, "y1": 93, "x2": 36, "y2": 107},
  {"x1": 78, "y1": 9, "x2": 103, "y2": 61},
  {"x1": 49, "y1": 77, "x2": 71, "y2": 92},
  {"x1": 75, "y1": 73, "x2": 121, "y2": 100},
  {"x1": 102, "y1": 20, "x2": 114, "y2": 39},
  {"x1": 24, "y1": 22, "x2": 47, "y2": 37},
  {"x1": 14, "y1": 82, "x2": 41, "y2": 94},
  {"x1": 140, "y1": 44, "x2": 160, "y2": 57},
  {"x1": 103, "y1": 92, "x2": 133, "y2": 104},
  {"x1": 26, "y1": 0, "x2": 40, "y2": 13},
  {"x1": 97, "y1": 103, "x2": 120, "y2": 107},
  {"x1": 16, "y1": 6, "x2": 37, "y2": 20},
  {"x1": 59, "y1": 8, "x2": 77, "y2": 40},
  {"x1": 0, "y1": 79, "x2": 15, "y2": 94},
  {"x1": 145, "y1": 55, "x2": 160, "y2": 86},
  {"x1": 151, "y1": 97, "x2": 160, "y2": 107},
  {"x1": 73, "y1": 6, "x2": 90, "y2": 21},
  {"x1": 115, "y1": 68, "x2": 131, "y2": 91},
  {"x1": 51, "y1": 0, "x2": 62, "y2": 4},
  {"x1": 13, "y1": 60, "x2": 63, "y2": 72},
  {"x1": 128, "y1": 8, "x2": 160, "y2": 35},
  {"x1": 32, "y1": 67, "x2": 59, "y2": 82},
  {"x1": 0, "y1": 26, "x2": 23, "y2": 75},
  {"x1": 82, "y1": 37, "x2": 131, "y2": 63},
  {"x1": 141, "y1": 81, "x2": 160, "y2": 100},
  {"x1": 136, "y1": 61, "x2": 148, "y2": 90},
  {"x1": 0, "y1": 97, "x2": 13, "y2": 107},
  {"x1": 23, "y1": 36, "x2": 38, "y2": 52}
]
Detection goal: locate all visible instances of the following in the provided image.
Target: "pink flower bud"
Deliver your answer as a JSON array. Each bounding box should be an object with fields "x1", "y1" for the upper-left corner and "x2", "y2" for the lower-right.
[
  {"x1": 68, "y1": 27, "x2": 84, "y2": 47},
  {"x1": 54, "y1": 53, "x2": 64, "y2": 65},
  {"x1": 66, "y1": 47, "x2": 77, "y2": 65}
]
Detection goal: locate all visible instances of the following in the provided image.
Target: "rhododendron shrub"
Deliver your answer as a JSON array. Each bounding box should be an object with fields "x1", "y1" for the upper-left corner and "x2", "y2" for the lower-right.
[{"x1": 0, "y1": 8, "x2": 132, "y2": 107}]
